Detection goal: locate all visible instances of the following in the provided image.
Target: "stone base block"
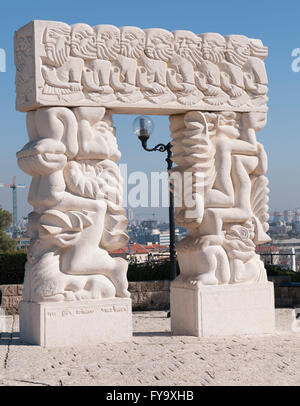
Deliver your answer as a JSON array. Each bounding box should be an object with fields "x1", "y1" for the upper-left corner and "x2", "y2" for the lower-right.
[
  {"x1": 170, "y1": 281, "x2": 275, "y2": 337},
  {"x1": 19, "y1": 298, "x2": 132, "y2": 347}
]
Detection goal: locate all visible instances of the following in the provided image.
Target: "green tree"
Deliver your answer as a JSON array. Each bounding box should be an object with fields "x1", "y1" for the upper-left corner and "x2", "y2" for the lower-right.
[{"x1": 0, "y1": 207, "x2": 17, "y2": 252}]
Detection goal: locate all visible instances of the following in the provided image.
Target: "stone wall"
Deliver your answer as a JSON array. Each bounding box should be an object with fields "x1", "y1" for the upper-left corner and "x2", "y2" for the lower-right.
[
  {"x1": 1, "y1": 281, "x2": 300, "y2": 315},
  {"x1": 129, "y1": 281, "x2": 170, "y2": 311},
  {"x1": 267, "y1": 276, "x2": 292, "y2": 285},
  {"x1": 0, "y1": 285, "x2": 23, "y2": 315},
  {"x1": 274, "y1": 286, "x2": 300, "y2": 308},
  {"x1": 0, "y1": 281, "x2": 170, "y2": 315}
]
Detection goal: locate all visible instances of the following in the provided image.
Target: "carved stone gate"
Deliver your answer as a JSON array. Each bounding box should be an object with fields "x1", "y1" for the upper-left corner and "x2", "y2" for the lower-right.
[{"x1": 14, "y1": 21, "x2": 274, "y2": 346}]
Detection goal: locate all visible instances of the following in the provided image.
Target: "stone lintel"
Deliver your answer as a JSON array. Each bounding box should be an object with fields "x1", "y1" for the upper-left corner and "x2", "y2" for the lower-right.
[{"x1": 15, "y1": 20, "x2": 268, "y2": 113}]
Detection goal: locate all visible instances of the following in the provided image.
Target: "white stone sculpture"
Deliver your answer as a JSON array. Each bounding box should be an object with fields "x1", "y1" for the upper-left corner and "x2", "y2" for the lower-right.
[
  {"x1": 169, "y1": 109, "x2": 275, "y2": 336},
  {"x1": 170, "y1": 110, "x2": 270, "y2": 286},
  {"x1": 17, "y1": 106, "x2": 129, "y2": 302},
  {"x1": 15, "y1": 20, "x2": 274, "y2": 342},
  {"x1": 14, "y1": 21, "x2": 268, "y2": 113},
  {"x1": 16, "y1": 105, "x2": 132, "y2": 345}
]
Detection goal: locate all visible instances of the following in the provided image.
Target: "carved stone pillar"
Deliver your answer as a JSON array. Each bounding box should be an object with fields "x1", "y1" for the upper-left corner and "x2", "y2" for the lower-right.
[
  {"x1": 17, "y1": 107, "x2": 132, "y2": 346},
  {"x1": 169, "y1": 111, "x2": 275, "y2": 336}
]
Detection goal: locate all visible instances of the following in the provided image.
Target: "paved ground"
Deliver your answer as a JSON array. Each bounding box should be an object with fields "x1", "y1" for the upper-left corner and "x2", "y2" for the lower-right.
[{"x1": 0, "y1": 311, "x2": 300, "y2": 386}]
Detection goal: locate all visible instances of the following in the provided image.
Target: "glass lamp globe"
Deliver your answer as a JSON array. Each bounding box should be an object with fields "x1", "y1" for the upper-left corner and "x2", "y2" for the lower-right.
[{"x1": 133, "y1": 115, "x2": 154, "y2": 139}]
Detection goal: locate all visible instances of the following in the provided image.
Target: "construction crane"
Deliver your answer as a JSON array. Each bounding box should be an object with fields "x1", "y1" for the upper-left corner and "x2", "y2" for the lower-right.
[{"x1": 0, "y1": 176, "x2": 27, "y2": 238}]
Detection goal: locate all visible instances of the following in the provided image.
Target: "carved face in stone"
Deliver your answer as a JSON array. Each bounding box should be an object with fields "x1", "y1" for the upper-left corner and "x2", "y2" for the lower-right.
[
  {"x1": 249, "y1": 39, "x2": 268, "y2": 60},
  {"x1": 43, "y1": 23, "x2": 71, "y2": 67},
  {"x1": 199, "y1": 33, "x2": 226, "y2": 64},
  {"x1": 226, "y1": 225, "x2": 251, "y2": 241},
  {"x1": 74, "y1": 107, "x2": 121, "y2": 161},
  {"x1": 119, "y1": 26, "x2": 145, "y2": 59},
  {"x1": 144, "y1": 28, "x2": 174, "y2": 62},
  {"x1": 173, "y1": 30, "x2": 202, "y2": 67},
  {"x1": 225, "y1": 35, "x2": 250, "y2": 68},
  {"x1": 246, "y1": 111, "x2": 267, "y2": 132},
  {"x1": 217, "y1": 112, "x2": 240, "y2": 138},
  {"x1": 70, "y1": 23, "x2": 96, "y2": 60},
  {"x1": 94, "y1": 25, "x2": 120, "y2": 61}
]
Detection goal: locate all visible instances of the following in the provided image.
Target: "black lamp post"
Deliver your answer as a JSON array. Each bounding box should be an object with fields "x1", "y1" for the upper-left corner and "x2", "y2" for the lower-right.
[{"x1": 133, "y1": 116, "x2": 177, "y2": 282}]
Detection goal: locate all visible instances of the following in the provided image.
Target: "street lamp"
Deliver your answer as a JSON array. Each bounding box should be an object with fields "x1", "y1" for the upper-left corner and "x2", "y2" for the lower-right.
[{"x1": 133, "y1": 115, "x2": 177, "y2": 282}]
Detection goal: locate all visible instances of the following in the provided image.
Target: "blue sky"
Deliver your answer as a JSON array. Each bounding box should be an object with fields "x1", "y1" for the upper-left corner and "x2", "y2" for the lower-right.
[{"x1": 0, "y1": 0, "x2": 300, "y2": 222}]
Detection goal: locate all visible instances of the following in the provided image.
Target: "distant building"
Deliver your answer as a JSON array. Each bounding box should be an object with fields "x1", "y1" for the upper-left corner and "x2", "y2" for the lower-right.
[
  {"x1": 268, "y1": 221, "x2": 289, "y2": 236},
  {"x1": 270, "y1": 238, "x2": 300, "y2": 271},
  {"x1": 126, "y1": 208, "x2": 134, "y2": 223},
  {"x1": 158, "y1": 222, "x2": 169, "y2": 232},
  {"x1": 109, "y1": 243, "x2": 169, "y2": 264},
  {"x1": 159, "y1": 229, "x2": 182, "y2": 246},
  {"x1": 109, "y1": 243, "x2": 149, "y2": 263},
  {"x1": 143, "y1": 243, "x2": 169, "y2": 262},
  {"x1": 160, "y1": 231, "x2": 170, "y2": 246},
  {"x1": 16, "y1": 237, "x2": 30, "y2": 251},
  {"x1": 293, "y1": 222, "x2": 300, "y2": 233},
  {"x1": 274, "y1": 211, "x2": 283, "y2": 224},
  {"x1": 141, "y1": 220, "x2": 158, "y2": 230},
  {"x1": 272, "y1": 238, "x2": 300, "y2": 251},
  {"x1": 256, "y1": 245, "x2": 280, "y2": 265},
  {"x1": 269, "y1": 211, "x2": 276, "y2": 223},
  {"x1": 284, "y1": 210, "x2": 293, "y2": 223}
]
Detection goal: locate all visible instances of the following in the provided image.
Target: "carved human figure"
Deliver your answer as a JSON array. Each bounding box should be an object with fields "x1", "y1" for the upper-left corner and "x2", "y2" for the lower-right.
[
  {"x1": 168, "y1": 30, "x2": 203, "y2": 105},
  {"x1": 70, "y1": 23, "x2": 97, "y2": 60},
  {"x1": 175, "y1": 234, "x2": 231, "y2": 285},
  {"x1": 220, "y1": 35, "x2": 251, "y2": 107},
  {"x1": 198, "y1": 112, "x2": 270, "y2": 242},
  {"x1": 224, "y1": 35, "x2": 268, "y2": 106},
  {"x1": 17, "y1": 106, "x2": 129, "y2": 302},
  {"x1": 243, "y1": 39, "x2": 268, "y2": 105},
  {"x1": 223, "y1": 223, "x2": 267, "y2": 283},
  {"x1": 170, "y1": 110, "x2": 270, "y2": 286},
  {"x1": 70, "y1": 24, "x2": 116, "y2": 102},
  {"x1": 84, "y1": 24, "x2": 122, "y2": 101},
  {"x1": 195, "y1": 33, "x2": 229, "y2": 105},
  {"x1": 111, "y1": 26, "x2": 144, "y2": 102},
  {"x1": 138, "y1": 28, "x2": 176, "y2": 103},
  {"x1": 41, "y1": 23, "x2": 84, "y2": 102}
]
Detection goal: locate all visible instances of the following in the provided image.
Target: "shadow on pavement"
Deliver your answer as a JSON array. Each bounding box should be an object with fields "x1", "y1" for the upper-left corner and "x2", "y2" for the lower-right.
[
  {"x1": 0, "y1": 332, "x2": 30, "y2": 346},
  {"x1": 133, "y1": 331, "x2": 171, "y2": 337}
]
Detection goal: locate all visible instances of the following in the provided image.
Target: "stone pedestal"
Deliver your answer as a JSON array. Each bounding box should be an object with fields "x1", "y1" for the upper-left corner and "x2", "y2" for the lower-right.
[
  {"x1": 170, "y1": 282, "x2": 275, "y2": 337},
  {"x1": 19, "y1": 298, "x2": 132, "y2": 347}
]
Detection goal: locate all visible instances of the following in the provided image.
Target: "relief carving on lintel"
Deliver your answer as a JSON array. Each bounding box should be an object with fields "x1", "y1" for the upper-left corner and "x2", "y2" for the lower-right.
[{"x1": 15, "y1": 21, "x2": 268, "y2": 113}]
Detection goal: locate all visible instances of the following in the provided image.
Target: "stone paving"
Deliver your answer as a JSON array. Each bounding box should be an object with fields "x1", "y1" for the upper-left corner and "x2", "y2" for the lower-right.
[{"x1": 0, "y1": 311, "x2": 300, "y2": 386}]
